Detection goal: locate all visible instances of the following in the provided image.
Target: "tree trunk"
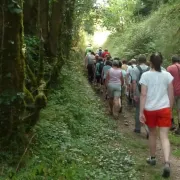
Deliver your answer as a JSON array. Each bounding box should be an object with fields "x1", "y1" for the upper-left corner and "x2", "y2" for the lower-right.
[
  {"x1": 50, "y1": 0, "x2": 76, "y2": 82},
  {"x1": 0, "y1": 0, "x2": 25, "y2": 139},
  {"x1": 62, "y1": 0, "x2": 76, "y2": 58},
  {"x1": 40, "y1": 0, "x2": 49, "y2": 45},
  {"x1": 48, "y1": 0, "x2": 66, "y2": 57},
  {"x1": 23, "y1": 0, "x2": 37, "y2": 35}
]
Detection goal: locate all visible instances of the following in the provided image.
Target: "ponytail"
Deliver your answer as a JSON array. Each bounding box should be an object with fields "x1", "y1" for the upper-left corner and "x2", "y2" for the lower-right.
[{"x1": 150, "y1": 52, "x2": 163, "y2": 72}]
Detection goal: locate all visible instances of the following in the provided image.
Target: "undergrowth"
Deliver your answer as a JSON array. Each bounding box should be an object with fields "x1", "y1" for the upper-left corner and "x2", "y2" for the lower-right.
[
  {"x1": 0, "y1": 51, "x2": 137, "y2": 180},
  {"x1": 104, "y1": 1, "x2": 180, "y2": 64}
]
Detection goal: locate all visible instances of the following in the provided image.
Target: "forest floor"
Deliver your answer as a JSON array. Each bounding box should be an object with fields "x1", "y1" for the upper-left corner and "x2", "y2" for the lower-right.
[{"x1": 95, "y1": 88, "x2": 180, "y2": 180}]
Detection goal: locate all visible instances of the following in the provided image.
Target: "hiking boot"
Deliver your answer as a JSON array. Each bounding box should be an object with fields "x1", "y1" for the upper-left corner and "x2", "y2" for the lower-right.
[
  {"x1": 175, "y1": 127, "x2": 180, "y2": 135},
  {"x1": 162, "y1": 162, "x2": 170, "y2": 178},
  {"x1": 146, "y1": 157, "x2": 156, "y2": 166}
]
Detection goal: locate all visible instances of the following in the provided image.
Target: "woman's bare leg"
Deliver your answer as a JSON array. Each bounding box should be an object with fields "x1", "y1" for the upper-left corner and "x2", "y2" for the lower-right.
[
  {"x1": 148, "y1": 128, "x2": 157, "y2": 157},
  {"x1": 159, "y1": 127, "x2": 170, "y2": 163},
  {"x1": 113, "y1": 97, "x2": 121, "y2": 117}
]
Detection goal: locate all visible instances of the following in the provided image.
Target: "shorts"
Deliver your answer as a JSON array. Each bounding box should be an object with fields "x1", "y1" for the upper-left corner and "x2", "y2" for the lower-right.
[
  {"x1": 144, "y1": 108, "x2": 171, "y2": 128},
  {"x1": 96, "y1": 75, "x2": 101, "y2": 84},
  {"x1": 174, "y1": 96, "x2": 180, "y2": 110},
  {"x1": 107, "y1": 83, "x2": 121, "y2": 98}
]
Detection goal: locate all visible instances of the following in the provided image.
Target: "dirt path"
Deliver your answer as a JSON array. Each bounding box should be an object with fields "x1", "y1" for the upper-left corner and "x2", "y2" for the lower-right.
[{"x1": 100, "y1": 92, "x2": 180, "y2": 180}]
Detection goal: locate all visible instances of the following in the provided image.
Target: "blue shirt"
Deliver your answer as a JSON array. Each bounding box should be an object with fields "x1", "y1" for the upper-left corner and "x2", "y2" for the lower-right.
[{"x1": 102, "y1": 65, "x2": 111, "y2": 79}]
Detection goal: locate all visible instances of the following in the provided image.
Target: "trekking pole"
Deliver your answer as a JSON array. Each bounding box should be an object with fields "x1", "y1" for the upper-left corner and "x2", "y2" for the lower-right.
[{"x1": 143, "y1": 124, "x2": 149, "y2": 139}]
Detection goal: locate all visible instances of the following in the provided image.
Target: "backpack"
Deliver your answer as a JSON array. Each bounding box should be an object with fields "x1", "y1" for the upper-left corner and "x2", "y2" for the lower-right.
[
  {"x1": 129, "y1": 65, "x2": 134, "y2": 83},
  {"x1": 98, "y1": 50, "x2": 102, "y2": 57},
  {"x1": 137, "y1": 66, "x2": 150, "y2": 92},
  {"x1": 87, "y1": 55, "x2": 94, "y2": 64},
  {"x1": 98, "y1": 61, "x2": 104, "y2": 74}
]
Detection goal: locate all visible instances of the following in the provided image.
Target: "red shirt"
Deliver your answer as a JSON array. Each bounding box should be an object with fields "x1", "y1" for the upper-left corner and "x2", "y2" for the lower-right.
[
  {"x1": 102, "y1": 51, "x2": 110, "y2": 58},
  {"x1": 167, "y1": 63, "x2": 180, "y2": 96}
]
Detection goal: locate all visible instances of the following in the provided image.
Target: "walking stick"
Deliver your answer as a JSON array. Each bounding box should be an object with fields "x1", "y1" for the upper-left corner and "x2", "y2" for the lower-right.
[{"x1": 143, "y1": 124, "x2": 149, "y2": 139}]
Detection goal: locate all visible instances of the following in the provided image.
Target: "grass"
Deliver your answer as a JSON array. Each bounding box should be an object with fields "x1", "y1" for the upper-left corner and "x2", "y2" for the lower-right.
[
  {"x1": 169, "y1": 110, "x2": 180, "y2": 158},
  {"x1": 0, "y1": 52, "x2": 137, "y2": 180},
  {"x1": 121, "y1": 131, "x2": 172, "y2": 180},
  {"x1": 169, "y1": 132, "x2": 180, "y2": 158},
  {"x1": 1, "y1": 51, "x2": 179, "y2": 179}
]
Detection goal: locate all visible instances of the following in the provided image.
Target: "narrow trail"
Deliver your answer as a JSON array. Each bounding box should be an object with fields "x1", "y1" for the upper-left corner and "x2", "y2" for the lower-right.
[{"x1": 97, "y1": 89, "x2": 180, "y2": 180}]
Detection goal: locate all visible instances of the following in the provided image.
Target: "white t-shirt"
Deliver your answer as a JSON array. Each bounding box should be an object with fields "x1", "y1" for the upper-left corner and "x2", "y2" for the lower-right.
[
  {"x1": 126, "y1": 64, "x2": 136, "y2": 84},
  {"x1": 139, "y1": 71, "x2": 173, "y2": 111},
  {"x1": 131, "y1": 64, "x2": 149, "y2": 97}
]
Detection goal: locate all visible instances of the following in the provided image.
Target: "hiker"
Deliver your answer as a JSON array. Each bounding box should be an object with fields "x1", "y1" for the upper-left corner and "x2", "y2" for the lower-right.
[
  {"x1": 114, "y1": 57, "x2": 127, "y2": 96},
  {"x1": 120, "y1": 60, "x2": 128, "y2": 95},
  {"x1": 85, "y1": 44, "x2": 93, "y2": 56},
  {"x1": 95, "y1": 54, "x2": 100, "y2": 64},
  {"x1": 96, "y1": 47, "x2": 103, "y2": 57},
  {"x1": 106, "y1": 60, "x2": 124, "y2": 118},
  {"x1": 85, "y1": 51, "x2": 96, "y2": 83},
  {"x1": 102, "y1": 48, "x2": 111, "y2": 59},
  {"x1": 131, "y1": 54, "x2": 149, "y2": 134},
  {"x1": 103, "y1": 54, "x2": 110, "y2": 65},
  {"x1": 95, "y1": 57, "x2": 104, "y2": 86},
  {"x1": 125, "y1": 59, "x2": 137, "y2": 105},
  {"x1": 114, "y1": 58, "x2": 127, "y2": 81},
  {"x1": 167, "y1": 55, "x2": 180, "y2": 134},
  {"x1": 102, "y1": 60, "x2": 112, "y2": 99},
  {"x1": 121, "y1": 59, "x2": 128, "y2": 71},
  {"x1": 139, "y1": 52, "x2": 174, "y2": 178},
  {"x1": 119, "y1": 60, "x2": 127, "y2": 112}
]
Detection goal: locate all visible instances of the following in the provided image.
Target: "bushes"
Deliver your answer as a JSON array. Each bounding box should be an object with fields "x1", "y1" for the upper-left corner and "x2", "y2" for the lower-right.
[{"x1": 105, "y1": 1, "x2": 180, "y2": 64}]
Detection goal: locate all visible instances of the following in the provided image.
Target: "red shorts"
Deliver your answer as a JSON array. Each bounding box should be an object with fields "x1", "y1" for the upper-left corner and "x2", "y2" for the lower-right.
[{"x1": 144, "y1": 108, "x2": 171, "y2": 128}]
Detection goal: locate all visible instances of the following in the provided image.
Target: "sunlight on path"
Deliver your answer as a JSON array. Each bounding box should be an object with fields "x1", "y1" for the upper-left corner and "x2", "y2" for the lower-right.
[{"x1": 93, "y1": 27, "x2": 111, "y2": 47}]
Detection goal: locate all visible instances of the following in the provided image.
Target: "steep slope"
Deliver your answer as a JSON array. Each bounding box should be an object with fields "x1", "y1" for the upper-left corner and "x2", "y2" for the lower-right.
[{"x1": 105, "y1": 1, "x2": 180, "y2": 65}]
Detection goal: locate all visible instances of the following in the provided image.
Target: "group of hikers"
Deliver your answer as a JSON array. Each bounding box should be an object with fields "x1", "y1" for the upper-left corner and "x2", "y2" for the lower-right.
[{"x1": 84, "y1": 44, "x2": 180, "y2": 178}]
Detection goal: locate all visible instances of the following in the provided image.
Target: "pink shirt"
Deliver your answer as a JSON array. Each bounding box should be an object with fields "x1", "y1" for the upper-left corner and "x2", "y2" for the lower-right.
[
  {"x1": 167, "y1": 63, "x2": 180, "y2": 96},
  {"x1": 109, "y1": 68, "x2": 122, "y2": 84}
]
